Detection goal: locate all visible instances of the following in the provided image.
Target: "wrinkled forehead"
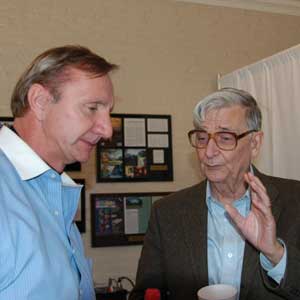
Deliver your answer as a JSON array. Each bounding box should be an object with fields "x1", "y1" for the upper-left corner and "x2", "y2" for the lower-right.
[{"x1": 198, "y1": 105, "x2": 248, "y2": 131}]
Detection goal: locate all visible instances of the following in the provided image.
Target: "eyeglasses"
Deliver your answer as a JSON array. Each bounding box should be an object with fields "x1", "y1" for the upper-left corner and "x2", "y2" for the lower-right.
[{"x1": 188, "y1": 129, "x2": 257, "y2": 151}]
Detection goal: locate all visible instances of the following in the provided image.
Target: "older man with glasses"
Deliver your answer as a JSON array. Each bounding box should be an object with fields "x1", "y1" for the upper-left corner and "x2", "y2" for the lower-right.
[{"x1": 129, "y1": 88, "x2": 300, "y2": 300}]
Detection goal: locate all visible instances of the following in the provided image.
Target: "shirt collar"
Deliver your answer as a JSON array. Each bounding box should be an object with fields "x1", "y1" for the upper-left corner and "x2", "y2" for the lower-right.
[{"x1": 0, "y1": 125, "x2": 77, "y2": 186}]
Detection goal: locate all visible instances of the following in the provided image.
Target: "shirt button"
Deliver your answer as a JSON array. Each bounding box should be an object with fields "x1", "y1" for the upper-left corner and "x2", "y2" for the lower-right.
[
  {"x1": 54, "y1": 210, "x2": 59, "y2": 216},
  {"x1": 228, "y1": 252, "x2": 233, "y2": 258},
  {"x1": 79, "y1": 289, "x2": 83, "y2": 295},
  {"x1": 72, "y1": 248, "x2": 76, "y2": 254},
  {"x1": 50, "y1": 173, "x2": 56, "y2": 179}
]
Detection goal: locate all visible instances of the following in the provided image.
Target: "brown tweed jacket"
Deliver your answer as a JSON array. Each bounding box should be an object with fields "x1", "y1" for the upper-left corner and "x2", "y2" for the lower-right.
[{"x1": 129, "y1": 168, "x2": 300, "y2": 300}]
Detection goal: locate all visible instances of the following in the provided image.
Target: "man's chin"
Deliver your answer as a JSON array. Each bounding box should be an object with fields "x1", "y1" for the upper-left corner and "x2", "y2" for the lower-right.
[
  {"x1": 203, "y1": 169, "x2": 226, "y2": 183},
  {"x1": 75, "y1": 156, "x2": 90, "y2": 163},
  {"x1": 206, "y1": 175, "x2": 226, "y2": 183},
  {"x1": 72, "y1": 151, "x2": 92, "y2": 164}
]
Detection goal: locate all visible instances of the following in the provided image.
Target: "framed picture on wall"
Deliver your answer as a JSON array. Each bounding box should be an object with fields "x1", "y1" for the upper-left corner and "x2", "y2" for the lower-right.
[
  {"x1": 73, "y1": 178, "x2": 86, "y2": 233},
  {"x1": 96, "y1": 114, "x2": 173, "y2": 182},
  {"x1": 65, "y1": 162, "x2": 82, "y2": 172},
  {"x1": 90, "y1": 192, "x2": 171, "y2": 247},
  {"x1": 0, "y1": 116, "x2": 13, "y2": 127}
]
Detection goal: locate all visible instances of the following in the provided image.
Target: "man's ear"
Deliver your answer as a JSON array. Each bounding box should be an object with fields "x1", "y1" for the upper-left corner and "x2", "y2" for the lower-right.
[
  {"x1": 27, "y1": 84, "x2": 52, "y2": 121},
  {"x1": 251, "y1": 131, "x2": 263, "y2": 159}
]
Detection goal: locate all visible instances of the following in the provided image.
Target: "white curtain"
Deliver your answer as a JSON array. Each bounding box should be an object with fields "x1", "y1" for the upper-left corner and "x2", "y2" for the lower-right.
[{"x1": 219, "y1": 44, "x2": 300, "y2": 181}]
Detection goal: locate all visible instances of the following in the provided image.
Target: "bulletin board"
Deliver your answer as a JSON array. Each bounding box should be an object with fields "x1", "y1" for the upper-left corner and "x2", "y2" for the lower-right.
[
  {"x1": 96, "y1": 114, "x2": 173, "y2": 182},
  {"x1": 90, "y1": 192, "x2": 171, "y2": 247}
]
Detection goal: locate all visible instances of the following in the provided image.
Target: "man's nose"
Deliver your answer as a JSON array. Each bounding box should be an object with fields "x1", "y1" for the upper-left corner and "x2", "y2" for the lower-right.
[
  {"x1": 205, "y1": 136, "x2": 219, "y2": 158},
  {"x1": 93, "y1": 111, "x2": 113, "y2": 139}
]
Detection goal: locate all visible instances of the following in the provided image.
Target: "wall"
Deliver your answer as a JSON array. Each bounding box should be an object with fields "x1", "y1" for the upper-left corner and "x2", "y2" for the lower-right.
[{"x1": 1, "y1": 0, "x2": 300, "y2": 287}]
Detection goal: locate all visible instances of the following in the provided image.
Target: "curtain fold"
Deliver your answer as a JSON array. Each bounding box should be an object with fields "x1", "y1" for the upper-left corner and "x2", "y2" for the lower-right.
[{"x1": 219, "y1": 44, "x2": 300, "y2": 180}]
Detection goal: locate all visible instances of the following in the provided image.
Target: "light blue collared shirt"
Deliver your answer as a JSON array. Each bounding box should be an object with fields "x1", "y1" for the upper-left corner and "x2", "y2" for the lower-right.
[
  {"x1": 206, "y1": 180, "x2": 286, "y2": 299},
  {"x1": 0, "y1": 126, "x2": 95, "y2": 300}
]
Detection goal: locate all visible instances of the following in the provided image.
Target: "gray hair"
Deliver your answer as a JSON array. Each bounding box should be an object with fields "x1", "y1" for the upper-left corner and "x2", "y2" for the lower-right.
[
  {"x1": 193, "y1": 87, "x2": 262, "y2": 131},
  {"x1": 11, "y1": 45, "x2": 118, "y2": 117}
]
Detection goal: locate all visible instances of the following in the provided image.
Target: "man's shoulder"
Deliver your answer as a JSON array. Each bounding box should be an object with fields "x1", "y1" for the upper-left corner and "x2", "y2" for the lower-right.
[
  {"x1": 0, "y1": 150, "x2": 24, "y2": 206},
  {"x1": 256, "y1": 169, "x2": 300, "y2": 212},
  {"x1": 257, "y1": 169, "x2": 300, "y2": 190},
  {"x1": 154, "y1": 181, "x2": 206, "y2": 210},
  {"x1": 0, "y1": 150, "x2": 19, "y2": 182}
]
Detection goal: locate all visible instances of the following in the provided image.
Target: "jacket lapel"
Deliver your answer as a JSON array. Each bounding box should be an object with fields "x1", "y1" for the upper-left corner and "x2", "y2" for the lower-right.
[{"x1": 182, "y1": 182, "x2": 209, "y2": 286}]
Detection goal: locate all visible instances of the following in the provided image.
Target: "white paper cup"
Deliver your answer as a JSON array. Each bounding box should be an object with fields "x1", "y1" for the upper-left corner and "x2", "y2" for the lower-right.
[{"x1": 197, "y1": 284, "x2": 237, "y2": 300}]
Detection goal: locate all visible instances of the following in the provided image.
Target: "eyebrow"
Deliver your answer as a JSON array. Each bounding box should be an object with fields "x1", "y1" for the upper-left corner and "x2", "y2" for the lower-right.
[
  {"x1": 218, "y1": 126, "x2": 236, "y2": 132},
  {"x1": 89, "y1": 98, "x2": 114, "y2": 109},
  {"x1": 197, "y1": 126, "x2": 236, "y2": 132}
]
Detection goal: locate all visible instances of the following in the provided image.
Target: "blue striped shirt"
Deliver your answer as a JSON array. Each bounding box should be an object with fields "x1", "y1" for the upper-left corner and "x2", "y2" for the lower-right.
[{"x1": 0, "y1": 126, "x2": 95, "y2": 300}]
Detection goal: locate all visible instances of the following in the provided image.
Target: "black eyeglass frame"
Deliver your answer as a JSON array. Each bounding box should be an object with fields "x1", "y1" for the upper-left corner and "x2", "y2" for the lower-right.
[{"x1": 188, "y1": 129, "x2": 258, "y2": 151}]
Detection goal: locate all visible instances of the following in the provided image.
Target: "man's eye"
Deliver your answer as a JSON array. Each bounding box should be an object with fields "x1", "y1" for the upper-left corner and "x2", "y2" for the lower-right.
[
  {"x1": 88, "y1": 105, "x2": 98, "y2": 112},
  {"x1": 221, "y1": 136, "x2": 231, "y2": 141},
  {"x1": 196, "y1": 134, "x2": 208, "y2": 142},
  {"x1": 219, "y1": 134, "x2": 234, "y2": 142}
]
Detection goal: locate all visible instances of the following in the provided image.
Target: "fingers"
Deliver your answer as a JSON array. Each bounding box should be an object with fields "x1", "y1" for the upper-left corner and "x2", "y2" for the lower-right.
[
  {"x1": 224, "y1": 204, "x2": 246, "y2": 229},
  {"x1": 244, "y1": 172, "x2": 272, "y2": 219},
  {"x1": 244, "y1": 172, "x2": 267, "y2": 194}
]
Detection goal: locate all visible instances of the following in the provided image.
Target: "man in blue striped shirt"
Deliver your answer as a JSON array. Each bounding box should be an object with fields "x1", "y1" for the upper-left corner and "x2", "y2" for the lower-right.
[
  {"x1": 130, "y1": 88, "x2": 300, "y2": 300},
  {"x1": 0, "y1": 45, "x2": 117, "y2": 299}
]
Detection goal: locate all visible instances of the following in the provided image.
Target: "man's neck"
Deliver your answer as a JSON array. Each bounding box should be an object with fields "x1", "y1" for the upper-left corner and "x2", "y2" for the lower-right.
[
  {"x1": 209, "y1": 180, "x2": 248, "y2": 205},
  {"x1": 13, "y1": 116, "x2": 65, "y2": 173}
]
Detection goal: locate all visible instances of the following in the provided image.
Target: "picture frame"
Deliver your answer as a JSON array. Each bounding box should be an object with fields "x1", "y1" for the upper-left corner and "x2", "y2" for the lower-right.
[
  {"x1": 96, "y1": 114, "x2": 173, "y2": 182},
  {"x1": 90, "y1": 192, "x2": 171, "y2": 247},
  {"x1": 73, "y1": 178, "x2": 86, "y2": 233},
  {"x1": 0, "y1": 116, "x2": 14, "y2": 127},
  {"x1": 65, "y1": 161, "x2": 82, "y2": 172}
]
